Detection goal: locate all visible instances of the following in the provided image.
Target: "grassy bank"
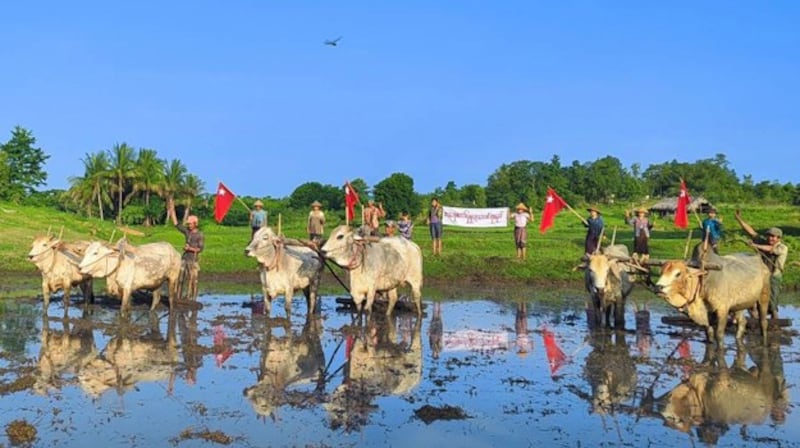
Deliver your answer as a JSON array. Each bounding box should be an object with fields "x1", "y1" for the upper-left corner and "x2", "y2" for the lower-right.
[{"x1": 2, "y1": 201, "x2": 798, "y2": 298}]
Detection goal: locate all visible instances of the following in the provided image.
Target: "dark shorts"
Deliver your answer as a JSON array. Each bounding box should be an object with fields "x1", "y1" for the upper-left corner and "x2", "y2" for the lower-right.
[
  {"x1": 430, "y1": 222, "x2": 443, "y2": 239},
  {"x1": 634, "y1": 234, "x2": 649, "y2": 255},
  {"x1": 514, "y1": 226, "x2": 527, "y2": 248}
]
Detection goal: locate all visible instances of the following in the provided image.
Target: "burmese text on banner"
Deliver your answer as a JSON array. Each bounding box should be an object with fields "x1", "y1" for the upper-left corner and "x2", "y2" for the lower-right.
[{"x1": 442, "y1": 206, "x2": 508, "y2": 228}]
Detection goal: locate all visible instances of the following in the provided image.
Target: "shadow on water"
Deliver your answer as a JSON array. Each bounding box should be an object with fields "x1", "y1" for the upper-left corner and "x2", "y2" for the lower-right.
[{"x1": 0, "y1": 292, "x2": 798, "y2": 446}]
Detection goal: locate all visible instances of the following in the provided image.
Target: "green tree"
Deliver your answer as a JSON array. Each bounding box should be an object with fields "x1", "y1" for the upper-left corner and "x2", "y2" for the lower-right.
[
  {"x1": 485, "y1": 161, "x2": 536, "y2": 207},
  {"x1": 460, "y1": 184, "x2": 487, "y2": 207},
  {"x1": 180, "y1": 174, "x2": 205, "y2": 221},
  {"x1": 0, "y1": 152, "x2": 11, "y2": 199},
  {"x1": 133, "y1": 148, "x2": 166, "y2": 226},
  {"x1": 67, "y1": 152, "x2": 112, "y2": 220},
  {"x1": 162, "y1": 159, "x2": 187, "y2": 225},
  {"x1": 108, "y1": 143, "x2": 137, "y2": 224},
  {"x1": 373, "y1": 172, "x2": 419, "y2": 218},
  {"x1": 0, "y1": 126, "x2": 49, "y2": 201},
  {"x1": 290, "y1": 182, "x2": 328, "y2": 210}
]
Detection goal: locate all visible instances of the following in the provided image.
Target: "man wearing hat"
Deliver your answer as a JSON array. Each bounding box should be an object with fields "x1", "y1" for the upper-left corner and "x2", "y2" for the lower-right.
[
  {"x1": 511, "y1": 202, "x2": 533, "y2": 260},
  {"x1": 249, "y1": 200, "x2": 268, "y2": 239},
  {"x1": 172, "y1": 212, "x2": 204, "y2": 300},
  {"x1": 700, "y1": 207, "x2": 723, "y2": 253},
  {"x1": 625, "y1": 207, "x2": 654, "y2": 262},
  {"x1": 364, "y1": 199, "x2": 386, "y2": 237},
  {"x1": 734, "y1": 210, "x2": 789, "y2": 318},
  {"x1": 307, "y1": 200, "x2": 326, "y2": 244},
  {"x1": 584, "y1": 206, "x2": 604, "y2": 256}
]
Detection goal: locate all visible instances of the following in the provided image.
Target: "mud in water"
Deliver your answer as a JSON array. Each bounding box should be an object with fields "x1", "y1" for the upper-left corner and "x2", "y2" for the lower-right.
[{"x1": 0, "y1": 289, "x2": 799, "y2": 447}]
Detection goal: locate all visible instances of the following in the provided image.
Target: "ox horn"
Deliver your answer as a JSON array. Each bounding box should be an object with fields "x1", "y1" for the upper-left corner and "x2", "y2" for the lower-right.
[
  {"x1": 46, "y1": 225, "x2": 52, "y2": 237},
  {"x1": 57, "y1": 225, "x2": 64, "y2": 240},
  {"x1": 610, "y1": 226, "x2": 617, "y2": 246},
  {"x1": 108, "y1": 229, "x2": 116, "y2": 243},
  {"x1": 594, "y1": 227, "x2": 605, "y2": 255}
]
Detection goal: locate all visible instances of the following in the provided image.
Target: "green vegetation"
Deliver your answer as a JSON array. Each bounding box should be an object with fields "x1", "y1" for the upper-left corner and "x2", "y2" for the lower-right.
[{"x1": 2, "y1": 201, "x2": 798, "y2": 298}]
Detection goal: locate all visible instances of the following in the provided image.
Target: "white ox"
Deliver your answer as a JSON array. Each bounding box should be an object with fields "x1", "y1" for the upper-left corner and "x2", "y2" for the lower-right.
[
  {"x1": 320, "y1": 225, "x2": 423, "y2": 315},
  {"x1": 584, "y1": 244, "x2": 634, "y2": 329},
  {"x1": 655, "y1": 247, "x2": 770, "y2": 345},
  {"x1": 245, "y1": 227, "x2": 323, "y2": 317},
  {"x1": 27, "y1": 235, "x2": 94, "y2": 309},
  {"x1": 79, "y1": 239, "x2": 181, "y2": 312}
]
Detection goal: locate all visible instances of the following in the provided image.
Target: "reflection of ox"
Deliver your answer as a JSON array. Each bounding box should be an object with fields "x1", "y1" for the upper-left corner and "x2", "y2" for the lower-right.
[
  {"x1": 325, "y1": 316, "x2": 423, "y2": 431},
  {"x1": 582, "y1": 330, "x2": 638, "y2": 414},
  {"x1": 34, "y1": 314, "x2": 97, "y2": 395},
  {"x1": 655, "y1": 247, "x2": 770, "y2": 345},
  {"x1": 244, "y1": 227, "x2": 323, "y2": 317},
  {"x1": 79, "y1": 239, "x2": 181, "y2": 312},
  {"x1": 243, "y1": 315, "x2": 325, "y2": 417},
  {"x1": 27, "y1": 235, "x2": 94, "y2": 310},
  {"x1": 320, "y1": 225, "x2": 423, "y2": 315},
  {"x1": 585, "y1": 245, "x2": 634, "y2": 329},
  {"x1": 78, "y1": 315, "x2": 178, "y2": 397},
  {"x1": 646, "y1": 343, "x2": 788, "y2": 443}
]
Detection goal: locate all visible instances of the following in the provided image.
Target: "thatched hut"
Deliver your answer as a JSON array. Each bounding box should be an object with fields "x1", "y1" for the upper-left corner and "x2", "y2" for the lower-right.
[{"x1": 648, "y1": 196, "x2": 714, "y2": 218}]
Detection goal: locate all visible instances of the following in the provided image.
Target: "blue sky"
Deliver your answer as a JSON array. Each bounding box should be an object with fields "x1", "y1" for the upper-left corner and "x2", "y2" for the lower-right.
[{"x1": 1, "y1": 1, "x2": 798, "y2": 198}]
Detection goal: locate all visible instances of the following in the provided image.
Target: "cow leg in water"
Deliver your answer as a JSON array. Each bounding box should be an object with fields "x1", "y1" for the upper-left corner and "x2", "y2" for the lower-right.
[
  {"x1": 386, "y1": 289, "x2": 398, "y2": 316},
  {"x1": 121, "y1": 290, "x2": 132, "y2": 315},
  {"x1": 62, "y1": 284, "x2": 71, "y2": 313},
  {"x1": 411, "y1": 283, "x2": 422, "y2": 315},
  {"x1": 81, "y1": 278, "x2": 94, "y2": 305},
  {"x1": 614, "y1": 299, "x2": 625, "y2": 329},
  {"x1": 715, "y1": 306, "x2": 730, "y2": 347},
  {"x1": 151, "y1": 286, "x2": 162, "y2": 311},
  {"x1": 758, "y1": 283, "x2": 770, "y2": 345},
  {"x1": 733, "y1": 309, "x2": 747, "y2": 341},
  {"x1": 263, "y1": 294, "x2": 273, "y2": 317},
  {"x1": 303, "y1": 285, "x2": 316, "y2": 315},
  {"x1": 284, "y1": 288, "x2": 294, "y2": 319},
  {"x1": 364, "y1": 288, "x2": 378, "y2": 316},
  {"x1": 41, "y1": 279, "x2": 51, "y2": 310}
]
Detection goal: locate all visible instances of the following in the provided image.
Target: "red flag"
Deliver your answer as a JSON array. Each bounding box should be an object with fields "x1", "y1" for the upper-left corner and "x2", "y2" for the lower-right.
[
  {"x1": 674, "y1": 179, "x2": 691, "y2": 229},
  {"x1": 542, "y1": 327, "x2": 566, "y2": 377},
  {"x1": 214, "y1": 182, "x2": 236, "y2": 223},
  {"x1": 539, "y1": 187, "x2": 567, "y2": 234},
  {"x1": 344, "y1": 181, "x2": 360, "y2": 222}
]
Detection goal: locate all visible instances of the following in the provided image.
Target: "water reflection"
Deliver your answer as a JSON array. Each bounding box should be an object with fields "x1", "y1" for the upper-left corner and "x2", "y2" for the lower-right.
[
  {"x1": 34, "y1": 312, "x2": 97, "y2": 395},
  {"x1": 325, "y1": 314, "x2": 423, "y2": 432},
  {"x1": 78, "y1": 314, "x2": 178, "y2": 397},
  {"x1": 243, "y1": 314, "x2": 325, "y2": 418},
  {"x1": 582, "y1": 329, "x2": 638, "y2": 414},
  {"x1": 646, "y1": 341, "x2": 789, "y2": 443}
]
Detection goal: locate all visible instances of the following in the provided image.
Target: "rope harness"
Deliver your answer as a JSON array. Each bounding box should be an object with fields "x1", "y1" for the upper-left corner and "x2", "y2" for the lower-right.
[{"x1": 346, "y1": 240, "x2": 366, "y2": 270}]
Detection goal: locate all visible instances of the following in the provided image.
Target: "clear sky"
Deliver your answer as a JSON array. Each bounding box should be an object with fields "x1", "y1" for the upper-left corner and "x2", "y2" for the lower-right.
[{"x1": 1, "y1": 1, "x2": 798, "y2": 198}]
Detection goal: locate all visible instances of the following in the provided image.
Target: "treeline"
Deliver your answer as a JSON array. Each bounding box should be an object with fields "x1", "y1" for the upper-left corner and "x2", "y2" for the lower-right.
[{"x1": 2, "y1": 127, "x2": 798, "y2": 226}]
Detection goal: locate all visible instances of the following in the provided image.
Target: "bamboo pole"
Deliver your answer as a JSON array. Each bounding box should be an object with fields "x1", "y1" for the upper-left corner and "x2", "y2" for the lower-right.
[
  {"x1": 236, "y1": 195, "x2": 251, "y2": 213},
  {"x1": 108, "y1": 229, "x2": 116, "y2": 243},
  {"x1": 683, "y1": 229, "x2": 693, "y2": 259},
  {"x1": 610, "y1": 226, "x2": 617, "y2": 246},
  {"x1": 58, "y1": 226, "x2": 64, "y2": 240},
  {"x1": 278, "y1": 213, "x2": 282, "y2": 236}
]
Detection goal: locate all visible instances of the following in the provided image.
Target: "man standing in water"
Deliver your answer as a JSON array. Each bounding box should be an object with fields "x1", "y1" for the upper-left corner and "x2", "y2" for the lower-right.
[
  {"x1": 173, "y1": 213, "x2": 205, "y2": 300},
  {"x1": 734, "y1": 210, "x2": 788, "y2": 318}
]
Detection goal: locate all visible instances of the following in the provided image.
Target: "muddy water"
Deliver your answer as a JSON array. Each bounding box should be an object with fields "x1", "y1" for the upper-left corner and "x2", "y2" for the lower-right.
[{"x1": 0, "y1": 293, "x2": 798, "y2": 447}]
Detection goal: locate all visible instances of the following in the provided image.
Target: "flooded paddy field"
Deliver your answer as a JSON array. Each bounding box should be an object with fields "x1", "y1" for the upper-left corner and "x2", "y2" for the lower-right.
[{"x1": 0, "y1": 291, "x2": 798, "y2": 447}]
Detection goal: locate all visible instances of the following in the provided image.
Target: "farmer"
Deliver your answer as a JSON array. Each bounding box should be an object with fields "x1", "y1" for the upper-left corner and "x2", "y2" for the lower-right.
[
  {"x1": 427, "y1": 197, "x2": 443, "y2": 255},
  {"x1": 364, "y1": 200, "x2": 385, "y2": 236},
  {"x1": 249, "y1": 200, "x2": 267, "y2": 239},
  {"x1": 307, "y1": 200, "x2": 325, "y2": 244},
  {"x1": 734, "y1": 210, "x2": 788, "y2": 318},
  {"x1": 172, "y1": 213, "x2": 205, "y2": 300},
  {"x1": 384, "y1": 220, "x2": 397, "y2": 237},
  {"x1": 625, "y1": 207, "x2": 653, "y2": 262},
  {"x1": 511, "y1": 202, "x2": 533, "y2": 260},
  {"x1": 700, "y1": 207, "x2": 723, "y2": 253},
  {"x1": 397, "y1": 211, "x2": 413, "y2": 240},
  {"x1": 584, "y1": 206, "x2": 604, "y2": 256}
]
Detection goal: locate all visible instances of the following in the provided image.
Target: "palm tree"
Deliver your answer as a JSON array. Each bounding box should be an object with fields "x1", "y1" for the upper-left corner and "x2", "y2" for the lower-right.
[
  {"x1": 181, "y1": 174, "x2": 206, "y2": 221},
  {"x1": 134, "y1": 148, "x2": 165, "y2": 226},
  {"x1": 162, "y1": 158, "x2": 187, "y2": 225},
  {"x1": 108, "y1": 143, "x2": 137, "y2": 224},
  {"x1": 67, "y1": 152, "x2": 112, "y2": 220}
]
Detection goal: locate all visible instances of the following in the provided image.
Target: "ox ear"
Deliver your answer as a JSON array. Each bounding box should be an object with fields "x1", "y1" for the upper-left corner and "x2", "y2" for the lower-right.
[{"x1": 609, "y1": 262, "x2": 622, "y2": 281}]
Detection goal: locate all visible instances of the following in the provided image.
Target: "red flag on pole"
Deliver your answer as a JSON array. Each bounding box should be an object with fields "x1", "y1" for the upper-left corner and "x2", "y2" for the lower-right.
[
  {"x1": 539, "y1": 187, "x2": 567, "y2": 234},
  {"x1": 344, "y1": 181, "x2": 360, "y2": 222},
  {"x1": 214, "y1": 182, "x2": 236, "y2": 223},
  {"x1": 674, "y1": 179, "x2": 691, "y2": 229}
]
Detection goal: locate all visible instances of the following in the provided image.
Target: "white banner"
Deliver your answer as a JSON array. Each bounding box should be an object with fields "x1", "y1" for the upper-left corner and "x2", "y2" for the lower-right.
[{"x1": 442, "y1": 206, "x2": 508, "y2": 228}]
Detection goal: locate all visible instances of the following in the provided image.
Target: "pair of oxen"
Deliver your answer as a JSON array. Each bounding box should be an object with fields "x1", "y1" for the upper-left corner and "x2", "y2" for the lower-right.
[
  {"x1": 584, "y1": 242, "x2": 772, "y2": 346},
  {"x1": 244, "y1": 225, "x2": 423, "y2": 318},
  {"x1": 27, "y1": 233, "x2": 183, "y2": 313}
]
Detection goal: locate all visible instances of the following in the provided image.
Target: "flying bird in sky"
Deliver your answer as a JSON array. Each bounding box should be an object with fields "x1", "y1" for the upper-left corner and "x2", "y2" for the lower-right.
[{"x1": 324, "y1": 36, "x2": 342, "y2": 47}]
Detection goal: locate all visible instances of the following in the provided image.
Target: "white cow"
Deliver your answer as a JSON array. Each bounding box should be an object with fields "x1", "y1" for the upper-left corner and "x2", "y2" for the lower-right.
[
  {"x1": 27, "y1": 235, "x2": 94, "y2": 309},
  {"x1": 245, "y1": 227, "x2": 323, "y2": 317},
  {"x1": 79, "y1": 239, "x2": 181, "y2": 312},
  {"x1": 320, "y1": 225, "x2": 423, "y2": 316}
]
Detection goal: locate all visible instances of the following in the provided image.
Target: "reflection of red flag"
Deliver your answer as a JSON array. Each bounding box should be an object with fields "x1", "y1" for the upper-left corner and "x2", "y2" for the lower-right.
[
  {"x1": 344, "y1": 181, "x2": 360, "y2": 222},
  {"x1": 678, "y1": 339, "x2": 692, "y2": 377},
  {"x1": 214, "y1": 182, "x2": 236, "y2": 223},
  {"x1": 674, "y1": 179, "x2": 691, "y2": 229},
  {"x1": 539, "y1": 187, "x2": 567, "y2": 234},
  {"x1": 542, "y1": 327, "x2": 566, "y2": 376},
  {"x1": 213, "y1": 325, "x2": 233, "y2": 367}
]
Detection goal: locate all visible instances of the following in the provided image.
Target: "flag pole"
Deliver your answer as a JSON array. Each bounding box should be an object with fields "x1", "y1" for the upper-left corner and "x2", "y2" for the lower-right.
[
  {"x1": 236, "y1": 196, "x2": 251, "y2": 213},
  {"x1": 547, "y1": 186, "x2": 587, "y2": 225},
  {"x1": 278, "y1": 213, "x2": 282, "y2": 236}
]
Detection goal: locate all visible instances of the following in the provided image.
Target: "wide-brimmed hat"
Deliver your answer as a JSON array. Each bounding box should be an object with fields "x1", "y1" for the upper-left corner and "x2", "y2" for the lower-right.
[
  {"x1": 587, "y1": 206, "x2": 602, "y2": 214},
  {"x1": 636, "y1": 207, "x2": 648, "y2": 215},
  {"x1": 766, "y1": 227, "x2": 783, "y2": 238},
  {"x1": 253, "y1": 200, "x2": 263, "y2": 207},
  {"x1": 311, "y1": 200, "x2": 322, "y2": 208},
  {"x1": 515, "y1": 202, "x2": 528, "y2": 211}
]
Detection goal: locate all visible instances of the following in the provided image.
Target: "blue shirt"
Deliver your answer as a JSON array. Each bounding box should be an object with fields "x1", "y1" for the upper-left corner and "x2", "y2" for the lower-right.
[
  {"x1": 251, "y1": 209, "x2": 267, "y2": 227},
  {"x1": 701, "y1": 217, "x2": 722, "y2": 243},
  {"x1": 586, "y1": 216, "x2": 604, "y2": 238}
]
